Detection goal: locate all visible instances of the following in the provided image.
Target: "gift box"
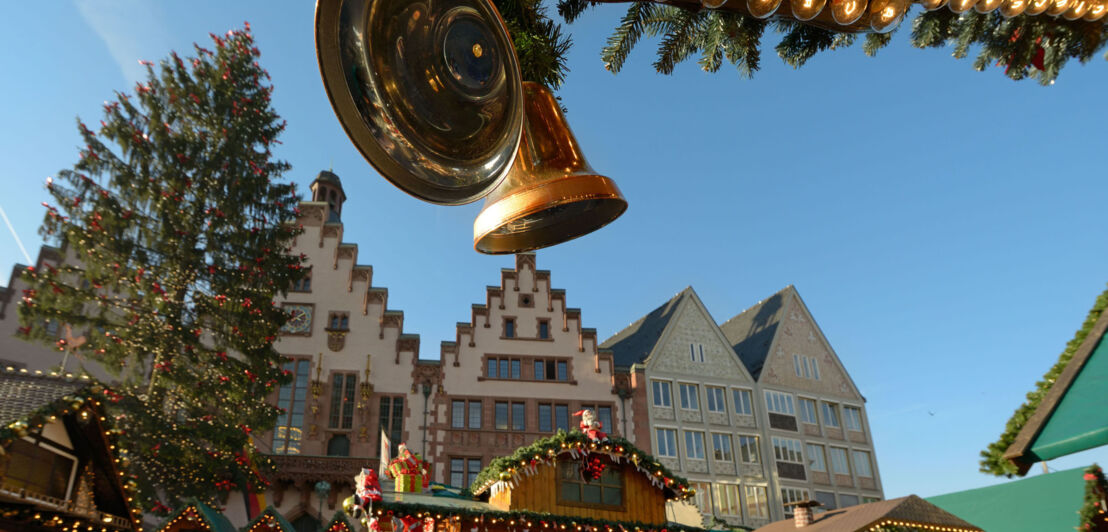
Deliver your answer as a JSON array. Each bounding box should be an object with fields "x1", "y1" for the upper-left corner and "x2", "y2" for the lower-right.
[{"x1": 395, "y1": 473, "x2": 423, "y2": 493}]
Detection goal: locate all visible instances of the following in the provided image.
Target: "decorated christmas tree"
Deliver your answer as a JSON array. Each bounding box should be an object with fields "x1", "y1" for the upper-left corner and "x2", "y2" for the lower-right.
[
  {"x1": 1080, "y1": 464, "x2": 1108, "y2": 532},
  {"x1": 18, "y1": 23, "x2": 303, "y2": 510}
]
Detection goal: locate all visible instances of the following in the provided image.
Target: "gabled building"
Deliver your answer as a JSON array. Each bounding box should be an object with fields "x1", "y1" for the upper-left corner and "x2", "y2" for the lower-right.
[
  {"x1": 601, "y1": 287, "x2": 772, "y2": 530},
  {"x1": 427, "y1": 253, "x2": 625, "y2": 488},
  {"x1": 719, "y1": 286, "x2": 883, "y2": 520}
]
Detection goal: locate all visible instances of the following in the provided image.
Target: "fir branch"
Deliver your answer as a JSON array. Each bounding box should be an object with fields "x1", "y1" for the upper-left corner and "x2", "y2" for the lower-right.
[
  {"x1": 864, "y1": 32, "x2": 894, "y2": 56},
  {"x1": 602, "y1": 2, "x2": 661, "y2": 73},
  {"x1": 776, "y1": 21, "x2": 838, "y2": 67},
  {"x1": 652, "y1": 7, "x2": 709, "y2": 74}
]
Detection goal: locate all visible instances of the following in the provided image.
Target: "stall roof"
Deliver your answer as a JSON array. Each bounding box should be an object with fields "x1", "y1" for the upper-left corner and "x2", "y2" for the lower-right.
[
  {"x1": 1004, "y1": 309, "x2": 1108, "y2": 472},
  {"x1": 927, "y1": 465, "x2": 1089, "y2": 532}
]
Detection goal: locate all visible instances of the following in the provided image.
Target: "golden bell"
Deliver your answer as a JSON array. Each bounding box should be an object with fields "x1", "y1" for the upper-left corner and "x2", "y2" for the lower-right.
[{"x1": 473, "y1": 83, "x2": 628, "y2": 254}]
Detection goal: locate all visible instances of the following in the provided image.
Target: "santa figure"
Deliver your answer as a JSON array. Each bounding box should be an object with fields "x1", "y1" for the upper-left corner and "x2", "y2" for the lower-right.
[
  {"x1": 573, "y1": 409, "x2": 608, "y2": 442},
  {"x1": 355, "y1": 467, "x2": 383, "y2": 503}
]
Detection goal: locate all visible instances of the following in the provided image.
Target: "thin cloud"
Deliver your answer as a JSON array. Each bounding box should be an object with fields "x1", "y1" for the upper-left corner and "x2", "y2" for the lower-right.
[{"x1": 75, "y1": 0, "x2": 170, "y2": 84}]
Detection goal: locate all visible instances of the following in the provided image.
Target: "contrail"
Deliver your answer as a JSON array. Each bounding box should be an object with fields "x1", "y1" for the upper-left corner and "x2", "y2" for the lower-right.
[{"x1": 0, "y1": 205, "x2": 33, "y2": 264}]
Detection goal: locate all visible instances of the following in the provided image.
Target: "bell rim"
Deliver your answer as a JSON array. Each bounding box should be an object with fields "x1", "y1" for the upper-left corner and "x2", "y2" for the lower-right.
[
  {"x1": 314, "y1": 0, "x2": 524, "y2": 205},
  {"x1": 473, "y1": 174, "x2": 628, "y2": 254}
]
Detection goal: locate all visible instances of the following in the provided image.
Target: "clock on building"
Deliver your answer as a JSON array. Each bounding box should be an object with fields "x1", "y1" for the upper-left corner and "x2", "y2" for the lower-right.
[{"x1": 281, "y1": 304, "x2": 313, "y2": 335}]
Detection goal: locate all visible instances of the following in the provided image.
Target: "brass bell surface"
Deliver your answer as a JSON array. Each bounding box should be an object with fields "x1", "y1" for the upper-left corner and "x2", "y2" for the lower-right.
[
  {"x1": 473, "y1": 83, "x2": 628, "y2": 255},
  {"x1": 315, "y1": 0, "x2": 524, "y2": 205}
]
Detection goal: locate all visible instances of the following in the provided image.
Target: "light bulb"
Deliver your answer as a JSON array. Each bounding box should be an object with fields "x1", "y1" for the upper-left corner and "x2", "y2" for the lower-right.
[
  {"x1": 919, "y1": 0, "x2": 949, "y2": 9},
  {"x1": 1025, "y1": 0, "x2": 1052, "y2": 12},
  {"x1": 831, "y1": 0, "x2": 868, "y2": 23},
  {"x1": 747, "y1": 0, "x2": 785, "y2": 17},
  {"x1": 792, "y1": 0, "x2": 829, "y2": 20},
  {"x1": 948, "y1": 0, "x2": 978, "y2": 12},
  {"x1": 1084, "y1": 0, "x2": 1107, "y2": 18},
  {"x1": 1000, "y1": 0, "x2": 1028, "y2": 16},
  {"x1": 870, "y1": 0, "x2": 910, "y2": 30},
  {"x1": 974, "y1": 0, "x2": 1004, "y2": 11},
  {"x1": 702, "y1": 0, "x2": 728, "y2": 7},
  {"x1": 1046, "y1": 0, "x2": 1071, "y2": 15},
  {"x1": 1063, "y1": 0, "x2": 1090, "y2": 17}
]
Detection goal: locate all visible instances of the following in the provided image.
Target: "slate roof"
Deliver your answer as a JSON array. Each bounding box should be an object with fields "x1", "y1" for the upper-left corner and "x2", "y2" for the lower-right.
[
  {"x1": 599, "y1": 287, "x2": 692, "y2": 369},
  {"x1": 718, "y1": 286, "x2": 790, "y2": 380},
  {"x1": 754, "y1": 495, "x2": 983, "y2": 532},
  {"x1": 0, "y1": 368, "x2": 91, "y2": 427}
]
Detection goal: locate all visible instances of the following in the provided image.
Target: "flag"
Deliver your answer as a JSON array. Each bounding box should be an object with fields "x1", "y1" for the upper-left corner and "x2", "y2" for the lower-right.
[
  {"x1": 240, "y1": 437, "x2": 267, "y2": 519},
  {"x1": 379, "y1": 428, "x2": 391, "y2": 479}
]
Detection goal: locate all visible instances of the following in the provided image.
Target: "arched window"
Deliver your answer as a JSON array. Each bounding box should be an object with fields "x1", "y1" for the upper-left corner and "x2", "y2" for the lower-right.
[{"x1": 327, "y1": 434, "x2": 350, "y2": 457}]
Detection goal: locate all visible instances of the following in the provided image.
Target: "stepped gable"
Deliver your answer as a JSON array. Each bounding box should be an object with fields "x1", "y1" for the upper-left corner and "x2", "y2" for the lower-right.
[
  {"x1": 718, "y1": 286, "x2": 790, "y2": 380},
  {"x1": 0, "y1": 244, "x2": 63, "y2": 320},
  {"x1": 599, "y1": 287, "x2": 691, "y2": 370},
  {"x1": 439, "y1": 253, "x2": 609, "y2": 373},
  {"x1": 293, "y1": 172, "x2": 418, "y2": 360}
]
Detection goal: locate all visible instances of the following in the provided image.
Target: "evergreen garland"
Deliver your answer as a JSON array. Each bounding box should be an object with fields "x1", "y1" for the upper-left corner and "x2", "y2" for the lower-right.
[
  {"x1": 979, "y1": 286, "x2": 1108, "y2": 476},
  {"x1": 1080, "y1": 464, "x2": 1108, "y2": 532},
  {"x1": 469, "y1": 429, "x2": 693, "y2": 500},
  {"x1": 365, "y1": 500, "x2": 707, "y2": 532},
  {"x1": 496, "y1": 0, "x2": 1108, "y2": 85},
  {"x1": 17, "y1": 24, "x2": 304, "y2": 509}
]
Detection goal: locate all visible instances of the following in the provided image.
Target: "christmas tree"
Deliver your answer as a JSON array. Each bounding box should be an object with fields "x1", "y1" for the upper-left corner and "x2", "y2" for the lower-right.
[
  {"x1": 18, "y1": 23, "x2": 303, "y2": 509},
  {"x1": 1080, "y1": 464, "x2": 1108, "y2": 532}
]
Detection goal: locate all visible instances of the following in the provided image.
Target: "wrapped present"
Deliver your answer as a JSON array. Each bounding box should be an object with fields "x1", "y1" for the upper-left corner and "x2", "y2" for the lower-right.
[{"x1": 395, "y1": 473, "x2": 423, "y2": 493}]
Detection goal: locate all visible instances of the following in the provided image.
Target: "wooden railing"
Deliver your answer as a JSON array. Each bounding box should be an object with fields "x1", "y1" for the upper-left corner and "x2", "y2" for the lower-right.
[{"x1": 0, "y1": 482, "x2": 134, "y2": 530}]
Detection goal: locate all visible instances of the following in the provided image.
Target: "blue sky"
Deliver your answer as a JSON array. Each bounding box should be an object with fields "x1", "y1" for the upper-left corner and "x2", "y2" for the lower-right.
[{"x1": 2, "y1": 1, "x2": 1106, "y2": 499}]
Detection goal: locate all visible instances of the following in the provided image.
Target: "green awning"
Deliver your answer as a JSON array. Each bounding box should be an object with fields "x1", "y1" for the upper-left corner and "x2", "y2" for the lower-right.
[
  {"x1": 1027, "y1": 332, "x2": 1108, "y2": 461},
  {"x1": 927, "y1": 466, "x2": 1088, "y2": 532}
]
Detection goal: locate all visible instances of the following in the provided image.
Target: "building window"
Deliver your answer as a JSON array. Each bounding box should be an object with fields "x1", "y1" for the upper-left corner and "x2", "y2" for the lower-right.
[
  {"x1": 656, "y1": 428, "x2": 678, "y2": 457},
  {"x1": 862, "y1": 496, "x2": 882, "y2": 504},
  {"x1": 291, "y1": 269, "x2": 312, "y2": 292},
  {"x1": 327, "y1": 435, "x2": 350, "y2": 457},
  {"x1": 499, "y1": 359, "x2": 509, "y2": 379},
  {"x1": 539, "y1": 404, "x2": 553, "y2": 432},
  {"x1": 732, "y1": 388, "x2": 753, "y2": 416},
  {"x1": 519, "y1": 294, "x2": 533, "y2": 307},
  {"x1": 539, "y1": 321, "x2": 550, "y2": 339},
  {"x1": 744, "y1": 485, "x2": 769, "y2": 519},
  {"x1": 378, "y1": 396, "x2": 404, "y2": 457},
  {"x1": 679, "y1": 383, "x2": 699, "y2": 410},
  {"x1": 714, "y1": 484, "x2": 741, "y2": 517},
  {"x1": 504, "y1": 318, "x2": 515, "y2": 338},
  {"x1": 469, "y1": 401, "x2": 482, "y2": 429},
  {"x1": 557, "y1": 361, "x2": 568, "y2": 381},
  {"x1": 511, "y1": 359, "x2": 521, "y2": 379},
  {"x1": 829, "y1": 447, "x2": 850, "y2": 475},
  {"x1": 558, "y1": 461, "x2": 622, "y2": 507},
  {"x1": 798, "y1": 398, "x2": 819, "y2": 425},
  {"x1": 5, "y1": 439, "x2": 75, "y2": 499},
  {"x1": 487, "y1": 359, "x2": 497, "y2": 378},
  {"x1": 534, "y1": 360, "x2": 545, "y2": 380},
  {"x1": 690, "y1": 482, "x2": 712, "y2": 514},
  {"x1": 821, "y1": 402, "x2": 841, "y2": 428},
  {"x1": 807, "y1": 444, "x2": 826, "y2": 472},
  {"x1": 738, "y1": 435, "x2": 760, "y2": 464},
  {"x1": 511, "y1": 402, "x2": 525, "y2": 431},
  {"x1": 839, "y1": 494, "x2": 860, "y2": 507},
  {"x1": 706, "y1": 386, "x2": 726, "y2": 413},
  {"x1": 852, "y1": 450, "x2": 873, "y2": 477},
  {"x1": 450, "y1": 458, "x2": 482, "y2": 488},
  {"x1": 781, "y1": 487, "x2": 811, "y2": 515},
  {"x1": 495, "y1": 402, "x2": 509, "y2": 430},
  {"x1": 491, "y1": 357, "x2": 568, "y2": 381},
  {"x1": 843, "y1": 406, "x2": 864, "y2": 432},
  {"x1": 651, "y1": 380, "x2": 672, "y2": 408},
  {"x1": 273, "y1": 358, "x2": 311, "y2": 454},
  {"x1": 452, "y1": 400, "x2": 481, "y2": 429},
  {"x1": 793, "y1": 354, "x2": 820, "y2": 380},
  {"x1": 711, "y1": 433, "x2": 733, "y2": 461},
  {"x1": 765, "y1": 390, "x2": 795, "y2": 415},
  {"x1": 772, "y1": 437, "x2": 804, "y2": 464},
  {"x1": 814, "y1": 490, "x2": 837, "y2": 511},
  {"x1": 684, "y1": 431, "x2": 706, "y2": 460},
  {"x1": 689, "y1": 343, "x2": 705, "y2": 362},
  {"x1": 327, "y1": 311, "x2": 349, "y2": 331},
  {"x1": 555, "y1": 404, "x2": 570, "y2": 431},
  {"x1": 329, "y1": 373, "x2": 356, "y2": 429}
]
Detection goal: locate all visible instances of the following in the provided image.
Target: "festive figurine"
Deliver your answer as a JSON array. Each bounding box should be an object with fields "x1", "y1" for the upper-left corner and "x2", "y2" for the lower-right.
[
  {"x1": 393, "y1": 515, "x2": 422, "y2": 532},
  {"x1": 573, "y1": 409, "x2": 608, "y2": 442},
  {"x1": 386, "y1": 442, "x2": 432, "y2": 493},
  {"x1": 356, "y1": 467, "x2": 383, "y2": 503}
]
